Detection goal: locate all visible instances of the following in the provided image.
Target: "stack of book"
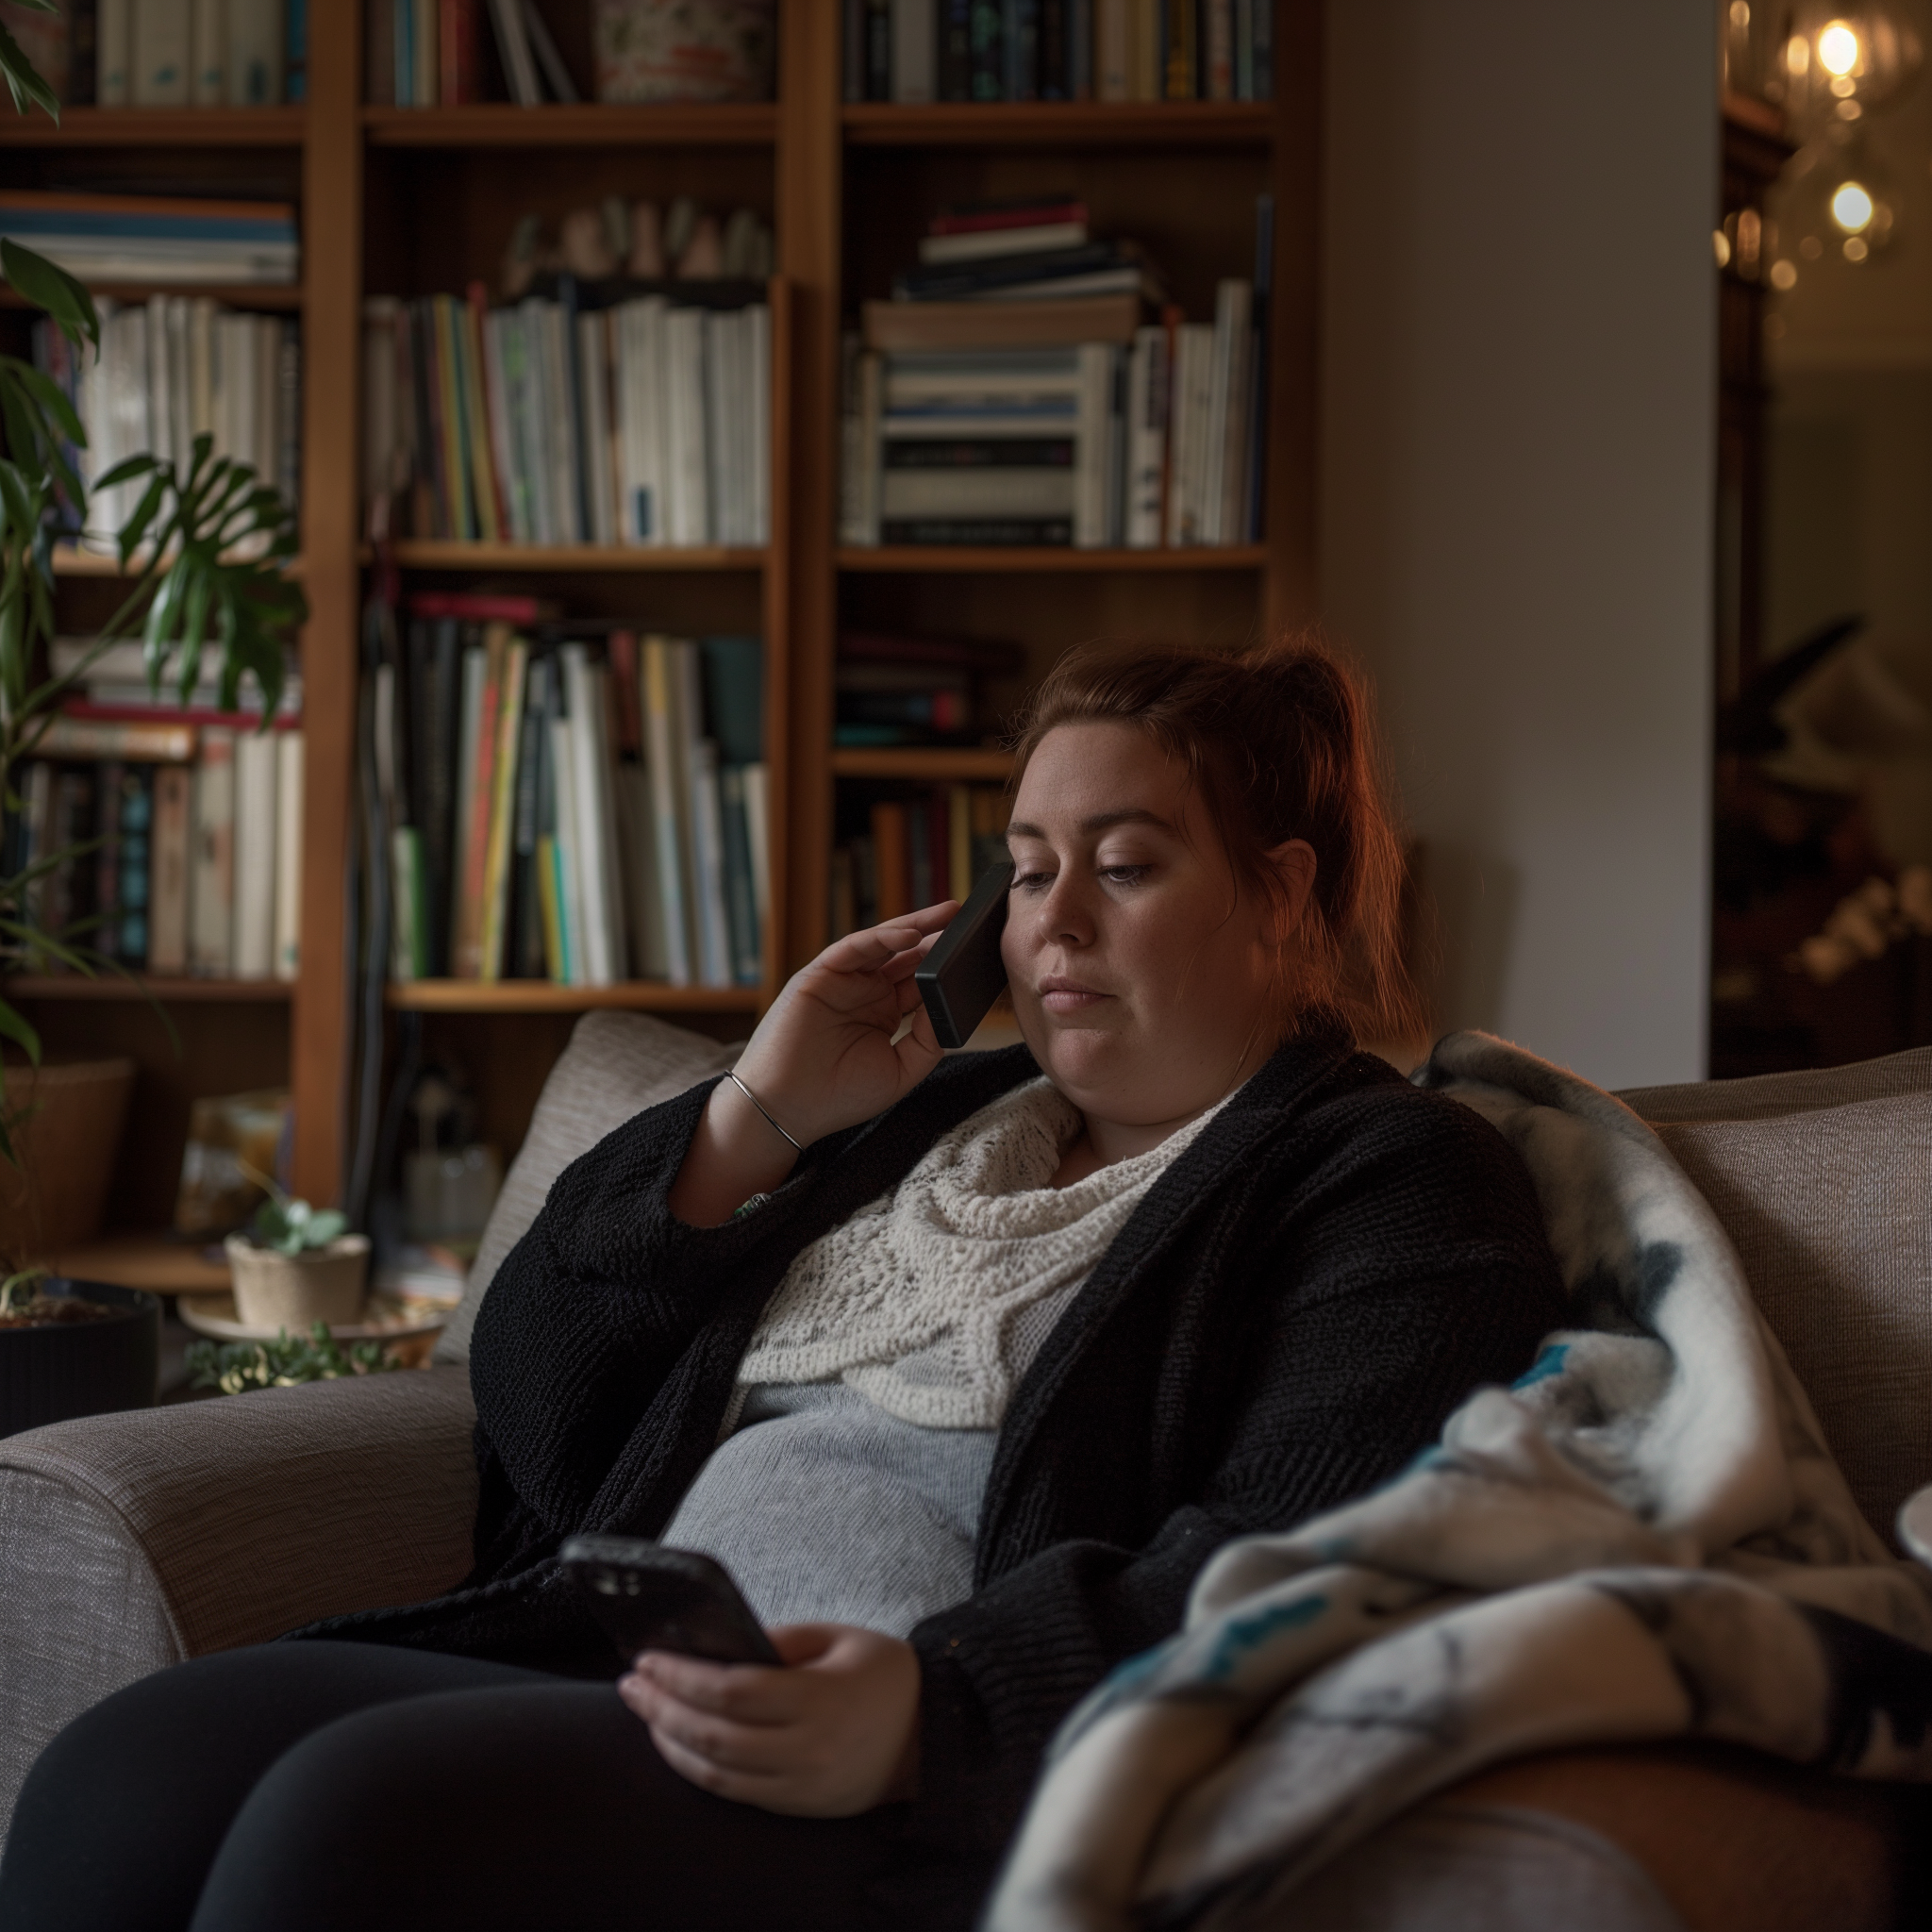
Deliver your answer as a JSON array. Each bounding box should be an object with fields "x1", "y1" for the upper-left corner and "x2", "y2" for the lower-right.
[
  {"x1": 34, "y1": 296, "x2": 302, "y2": 548},
  {"x1": 843, "y1": 0, "x2": 1273, "y2": 104},
  {"x1": 381, "y1": 594, "x2": 768, "y2": 991},
  {"x1": 841, "y1": 195, "x2": 1266, "y2": 547},
  {"x1": 836, "y1": 628, "x2": 1024, "y2": 747},
  {"x1": 0, "y1": 192, "x2": 299, "y2": 286},
  {"x1": 830, "y1": 784, "x2": 1012, "y2": 935},
  {"x1": 2, "y1": 0, "x2": 307, "y2": 107},
  {"x1": 363, "y1": 286, "x2": 770, "y2": 548},
  {"x1": 52, "y1": 636, "x2": 305, "y2": 721},
  {"x1": 11, "y1": 693, "x2": 304, "y2": 983},
  {"x1": 368, "y1": 0, "x2": 579, "y2": 108}
]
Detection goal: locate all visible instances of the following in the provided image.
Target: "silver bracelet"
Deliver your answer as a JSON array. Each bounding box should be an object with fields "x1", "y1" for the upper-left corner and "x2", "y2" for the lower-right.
[{"x1": 725, "y1": 1069, "x2": 804, "y2": 1154}]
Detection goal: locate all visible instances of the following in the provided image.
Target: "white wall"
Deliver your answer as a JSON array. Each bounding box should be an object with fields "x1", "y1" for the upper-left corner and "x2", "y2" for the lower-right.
[{"x1": 1321, "y1": 1, "x2": 1717, "y2": 1088}]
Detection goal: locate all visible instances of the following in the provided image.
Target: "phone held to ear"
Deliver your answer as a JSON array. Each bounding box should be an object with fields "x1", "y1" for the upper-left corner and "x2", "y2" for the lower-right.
[
  {"x1": 560, "y1": 1535, "x2": 781, "y2": 1667},
  {"x1": 915, "y1": 860, "x2": 1015, "y2": 1049}
]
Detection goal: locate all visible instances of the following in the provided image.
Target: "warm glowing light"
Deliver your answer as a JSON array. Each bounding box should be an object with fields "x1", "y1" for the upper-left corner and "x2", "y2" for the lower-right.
[
  {"x1": 1788, "y1": 32, "x2": 1811, "y2": 73},
  {"x1": 1844, "y1": 235, "x2": 1871, "y2": 258},
  {"x1": 1819, "y1": 21, "x2": 1861, "y2": 75},
  {"x1": 1713, "y1": 228, "x2": 1733, "y2": 268},
  {"x1": 1831, "y1": 180, "x2": 1875, "y2": 230},
  {"x1": 1729, "y1": 0, "x2": 1750, "y2": 22},
  {"x1": 1770, "y1": 258, "x2": 1798, "y2": 288}
]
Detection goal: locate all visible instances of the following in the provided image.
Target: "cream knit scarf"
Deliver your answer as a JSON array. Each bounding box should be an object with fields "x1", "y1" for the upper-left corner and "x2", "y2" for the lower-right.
[{"x1": 736, "y1": 1076, "x2": 1227, "y2": 1429}]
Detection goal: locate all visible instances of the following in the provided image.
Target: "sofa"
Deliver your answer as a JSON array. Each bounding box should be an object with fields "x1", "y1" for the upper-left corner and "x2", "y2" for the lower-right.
[{"x1": 3, "y1": 1012, "x2": 1927, "y2": 1928}]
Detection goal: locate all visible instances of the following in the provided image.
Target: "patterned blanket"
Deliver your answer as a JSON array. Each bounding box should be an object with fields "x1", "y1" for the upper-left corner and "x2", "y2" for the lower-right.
[{"x1": 984, "y1": 1032, "x2": 1932, "y2": 1932}]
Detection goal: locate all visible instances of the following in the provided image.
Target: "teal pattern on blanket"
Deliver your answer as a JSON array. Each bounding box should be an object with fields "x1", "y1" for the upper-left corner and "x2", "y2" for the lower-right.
[{"x1": 982, "y1": 1030, "x2": 1932, "y2": 1932}]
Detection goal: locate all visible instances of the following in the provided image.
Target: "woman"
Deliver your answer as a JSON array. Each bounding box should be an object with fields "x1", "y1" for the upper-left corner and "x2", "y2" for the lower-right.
[{"x1": 0, "y1": 639, "x2": 1565, "y2": 1932}]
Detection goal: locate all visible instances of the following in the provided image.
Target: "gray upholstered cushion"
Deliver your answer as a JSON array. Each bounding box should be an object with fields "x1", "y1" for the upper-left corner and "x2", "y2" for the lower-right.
[
  {"x1": 437, "y1": 1011, "x2": 742, "y2": 1367},
  {"x1": 1616, "y1": 1046, "x2": 1932, "y2": 1542},
  {"x1": 1618, "y1": 1044, "x2": 1932, "y2": 1124},
  {"x1": 0, "y1": 1366, "x2": 476, "y2": 1844}
]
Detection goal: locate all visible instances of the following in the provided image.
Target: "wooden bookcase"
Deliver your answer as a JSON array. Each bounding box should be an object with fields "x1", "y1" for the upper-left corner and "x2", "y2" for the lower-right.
[{"x1": 1, "y1": 0, "x2": 1321, "y2": 1228}]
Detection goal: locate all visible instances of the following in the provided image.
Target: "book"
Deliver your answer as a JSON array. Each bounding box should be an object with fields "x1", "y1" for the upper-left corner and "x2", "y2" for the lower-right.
[
  {"x1": 38, "y1": 715, "x2": 196, "y2": 760},
  {"x1": 741, "y1": 761, "x2": 770, "y2": 942},
  {"x1": 477, "y1": 635, "x2": 526, "y2": 979},
  {"x1": 97, "y1": 0, "x2": 130, "y2": 103},
  {"x1": 891, "y1": 0, "x2": 933, "y2": 101},
  {"x1": 718, "y1": 762, "x2": 760, "y2": 984},
  {"x1": 192, "y1": 0, "x2": 225, "y2": 104},
  {"x1": 522, "y1": 0, "x2": 579, "y2": 100},
  {"x1": 453, "y1": 624, "x2": 508, "y2": 976},
  {"x1": 688, "y1": 738, "x2": 733, "y2": 988},
  {"x1": 226, "y1": 0, "x2": 283, "y2": 104},
  {"x1": 440, "y1": 0, "x2": 480, "y2": 102},
  {"x1": 871, "y1": 800, "x2": 909, "y2": 919},
  {"x1": 232, "y1": 726, "x2": 278, "y2": 978},
  {"x1": 485, "y1": 0, "x2": 540, "y2": 104},
  {"x1": 94, "y1": 758, "x2": 125, "y2": 963},
  {"x1": 149, "y1": 764, "x2": 193, "y2": 973},
  {"x1": 274, "y1": 728, "x2": 302, "y2": 979},
  {"x1": 191, "y1": 727, "x2": 235, "y2": 974},
  {"x1": 641, "y1": 635, "x2": 696, "y2": 985},
  {"x1": 862, "y1": 292, "x2": 1141, "y2": 351},
  {"x1": 0, "y1": 192, "x2": 298, "y2": 284},
  {"x1": 116, "y1": 766, "x2": 152, "y2": 965},
  {"x1": 893, "y1": 240, "x2": 1157, "y2": 304},
  {"x1": 132, "y1": 0, "x2": 192, "y2": 103},
  {"x1": 918, "y1": 223, "x2": 1090, "y2": 266}
]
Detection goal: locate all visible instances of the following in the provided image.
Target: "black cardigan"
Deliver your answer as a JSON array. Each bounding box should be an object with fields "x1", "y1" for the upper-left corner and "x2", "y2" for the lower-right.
[{"x1": 304, "y1": 1028, "x2": 1564, "y2": 1922}]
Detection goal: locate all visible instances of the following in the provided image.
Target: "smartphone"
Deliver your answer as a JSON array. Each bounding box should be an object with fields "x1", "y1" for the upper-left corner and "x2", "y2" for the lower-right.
[
  {"x1": 559, "y1": 1535, "x2": 782, "y2": 1667},
  {"x1": 915, "y1": 859, "x2": 1015, "y2": 1049}
]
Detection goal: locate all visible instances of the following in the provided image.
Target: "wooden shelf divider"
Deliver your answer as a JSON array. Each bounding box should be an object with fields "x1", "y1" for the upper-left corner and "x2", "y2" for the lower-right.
[
  {"x1": 386, "y1": 541, "x2": 766, "y2": 573},
  {"x1": 0, "y1": 106, "x2": 307, "y2": 145},
  {"x1": 362, "y1": 103, "x2": 778, "y2": 146},
  {"x1": 841, "y1": 101, "x2": 1275, "y2": 146},
  {"x1": 5, "y1": 975, "x2": 292, "y2": 1003},
  {"x1": 836, "y1": 545, "x2": 1270, "y2": 574},
  {"x1": 386, "y1": 980, "x2": 762, "y2": 1014}
]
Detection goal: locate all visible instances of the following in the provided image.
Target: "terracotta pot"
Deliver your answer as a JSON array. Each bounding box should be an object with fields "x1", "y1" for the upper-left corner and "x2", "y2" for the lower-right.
[
  {"x1": 0, "y1": 1058, "x2": 136, "y2": 1255},
  {"x1": 224, "y1": 1234, "x2": 372, "y2": 1332},
  {"x1": 0, "y1": 1277, "x2": 159, "y2": 1439}
]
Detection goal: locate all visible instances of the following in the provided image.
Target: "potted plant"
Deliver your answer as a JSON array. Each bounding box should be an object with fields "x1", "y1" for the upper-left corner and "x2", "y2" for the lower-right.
[
  {"x1": 225, "y1": 1186, "x2": 372, "y2": 1333},
  {"x1": 0, "y1": 15, "x2": 308, "y2": 1430}
]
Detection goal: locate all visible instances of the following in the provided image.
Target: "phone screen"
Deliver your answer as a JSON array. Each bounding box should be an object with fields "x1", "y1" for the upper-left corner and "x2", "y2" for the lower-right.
[{"x1": 561, "y1": 1537, "x2": 781, "y2": 1666}]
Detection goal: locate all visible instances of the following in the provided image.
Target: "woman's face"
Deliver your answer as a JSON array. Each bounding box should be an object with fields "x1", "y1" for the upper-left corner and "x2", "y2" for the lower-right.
[{"x1": 1002, "y1": 722, "x2": 1309, "y2": 1131}]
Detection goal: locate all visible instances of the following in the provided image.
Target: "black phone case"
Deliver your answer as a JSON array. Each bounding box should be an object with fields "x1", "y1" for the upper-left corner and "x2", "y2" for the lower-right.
[
  {"x1": 915, "y1": 860, "x2": 1015, "y2": 1049},
  {"x1": 560, "y1": 1536, "x2": 781, "y2": 1667}
]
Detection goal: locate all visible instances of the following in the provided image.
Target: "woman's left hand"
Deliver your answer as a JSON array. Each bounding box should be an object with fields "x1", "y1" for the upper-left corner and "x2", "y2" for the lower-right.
[{"x1": 617, "y1": 1624, "x2": 921, "y2": 1817}]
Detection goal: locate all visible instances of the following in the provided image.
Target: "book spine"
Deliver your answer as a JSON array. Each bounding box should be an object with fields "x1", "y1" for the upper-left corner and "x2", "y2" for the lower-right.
[
  {"x1": 132, "y1": 0, "x2": 192, "y2": 105},
  {"x1": 969, "y1": 0, "x2": 1001, "y2": 98},
  {"x1": 641, "y1": 637, "x2": 694, "y2": 985},
  {"x1": 719, "y1": 764, "x2": 760, "y2": 985},
  {"x1": 192, "y1": 0, "x2": 225, "y2": 104},
  {"x1": 741, "y1": 762, "x2": 771, "y2": 944},
  {"x1": 440, "y1": 0, "x2": 477, "y2": 102},
  {"x1": 448, "y1": 637, "x2": 484, "y2": 971},
  {"x1": 226, "y1": 0, "x2": 285, "y2": 105},
  {"x1": 546, "y1": 710, "x2": 585, "y2": 985},
  {"x1": 865, "y1": 0, "x2": 891, "y2": 99},
  {"x1": 1252, "y1": 0, "x2": 1270, "y2": 99},
  {"x1": 891, "y1": 0, "x2": 935, "y2": 102},
  {"x1": 116, "y1": 766, "x2": 151, "y2": 967},
  {"x1": 455, "y1": 624, "x2": 507, "y2": 977},
  {"x1": 688, "y1": 740, "x2": 733, "y2": 989},
  {"x1": 510, "y1": 655, "x2": 549, "y2": 978},
  {"x1": 39, "y1": 715, "x2": 196, "y2": 760},
  {"x1": 231, "y1": 727, "x2": 278, "y2": 979},
  {"x1": 477, "y1": 636, "x2": 525, "y2": 980},
  {"x1": 560, "y1": 644, "x2": 613, "y2": 985},
  {"x1": 149, "y1": 763, "x2": 193, "y2": 972},
  {"x1": 286, "y1": 0, "x2": 307, "y2": 99},
  {"x1": 272, "y1": 726, "x2": 301, "y2": 978},
  {"x1": 460, "y1": 285, "x2": 505, "y2": 542},
  {"x1": 939, "y1": 0, "x2": 972, "y2": 98},
  {"x1": 881, "y1": 517, "x2": 1072, "y2": 545},
  {"x1": 1204, "y1": 0, "x2": 1231, "y2": 98},
  {"x1": 1039, "y1": 0, "x2": 1067, "y2": 96},
  {"x1": 871, "y1": 801, "x2": 910, "y2": 920},
  {"x1": 94, "y1": 758, "x2": 125, "y2": 961},
  {"x1": 190, "y1": 727, "x2": 234, "y2": 973}
]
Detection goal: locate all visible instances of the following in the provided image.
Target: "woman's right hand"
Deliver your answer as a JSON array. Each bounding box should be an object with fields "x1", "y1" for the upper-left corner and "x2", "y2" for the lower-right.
[{"x1": 667, "y1": 904, "x2": 958, "y2": 1226}]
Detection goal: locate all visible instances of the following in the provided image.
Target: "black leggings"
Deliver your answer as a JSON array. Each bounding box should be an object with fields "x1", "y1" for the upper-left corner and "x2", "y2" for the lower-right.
[{"x1": 0, "y1": 1642, "x2": 899, "y2": 1932}]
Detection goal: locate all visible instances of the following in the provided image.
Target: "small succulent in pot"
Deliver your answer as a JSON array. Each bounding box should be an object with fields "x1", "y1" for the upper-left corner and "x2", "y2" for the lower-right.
[
  {"x1": 247, "y1": 1193, "x2": 349, "y2": 1258},
  {"x1": 225, "y1": 1182, "x2": 370, "y2": 1334}
]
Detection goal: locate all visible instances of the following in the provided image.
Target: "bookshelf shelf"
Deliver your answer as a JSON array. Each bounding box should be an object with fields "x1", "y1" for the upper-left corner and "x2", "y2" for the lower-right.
[
  {"x1": 4, "y1": 975, "x2": 291, "y2": 1002},
  {"x1": 841, "y1": 102, "x2": 1275, "y2": 147},
  {"x1": 50, "y1": 547, "x2": 308, "y2": 577},
  {"x1": 362, "y1": 104, "x2": 779, "y2": 148},
  {"x1": 0, "y1": 107, "x2": 307, "y2": 147},
  {"x1": 384, "y1": 541, "x2": 766, "y2": 573},
  {"x1": 831, "y1": 747, "x2": 1015, "y2": 782},
  {"x1": 385, "y1": 980, "x2": 763, "y2": 1013},
  {"x1": 836, "y1": 546, "x2": 1270, "y2": 574},
  {"x1": 0, "y1": 284, "x2": 303, "y2": 311},
  {"x1": 44, "y1": 1230, "x2": 231, "y2": 1296}
]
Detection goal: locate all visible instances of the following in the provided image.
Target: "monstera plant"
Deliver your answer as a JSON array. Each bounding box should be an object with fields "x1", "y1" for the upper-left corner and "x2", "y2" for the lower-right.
[{"x1": 0, "y1": 4, "x2": 307, "y2": 1162}]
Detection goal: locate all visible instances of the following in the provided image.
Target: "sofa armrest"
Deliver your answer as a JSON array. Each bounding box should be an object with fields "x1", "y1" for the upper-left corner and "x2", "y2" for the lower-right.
[{"x1": 0, "y1": 1367, "x2": 476, "y2": 1843}]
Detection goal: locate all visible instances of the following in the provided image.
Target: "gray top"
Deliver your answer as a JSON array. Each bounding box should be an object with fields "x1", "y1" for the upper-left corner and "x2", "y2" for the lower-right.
[{"x1": 660, "y1": 1381, "x2": 997, "y2": 1637}]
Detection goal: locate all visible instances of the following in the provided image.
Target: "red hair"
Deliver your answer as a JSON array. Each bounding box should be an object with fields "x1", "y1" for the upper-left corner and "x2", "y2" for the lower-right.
[{"x1": 1008, "y1": 635, "x2": 1424, "y2": 1046}]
